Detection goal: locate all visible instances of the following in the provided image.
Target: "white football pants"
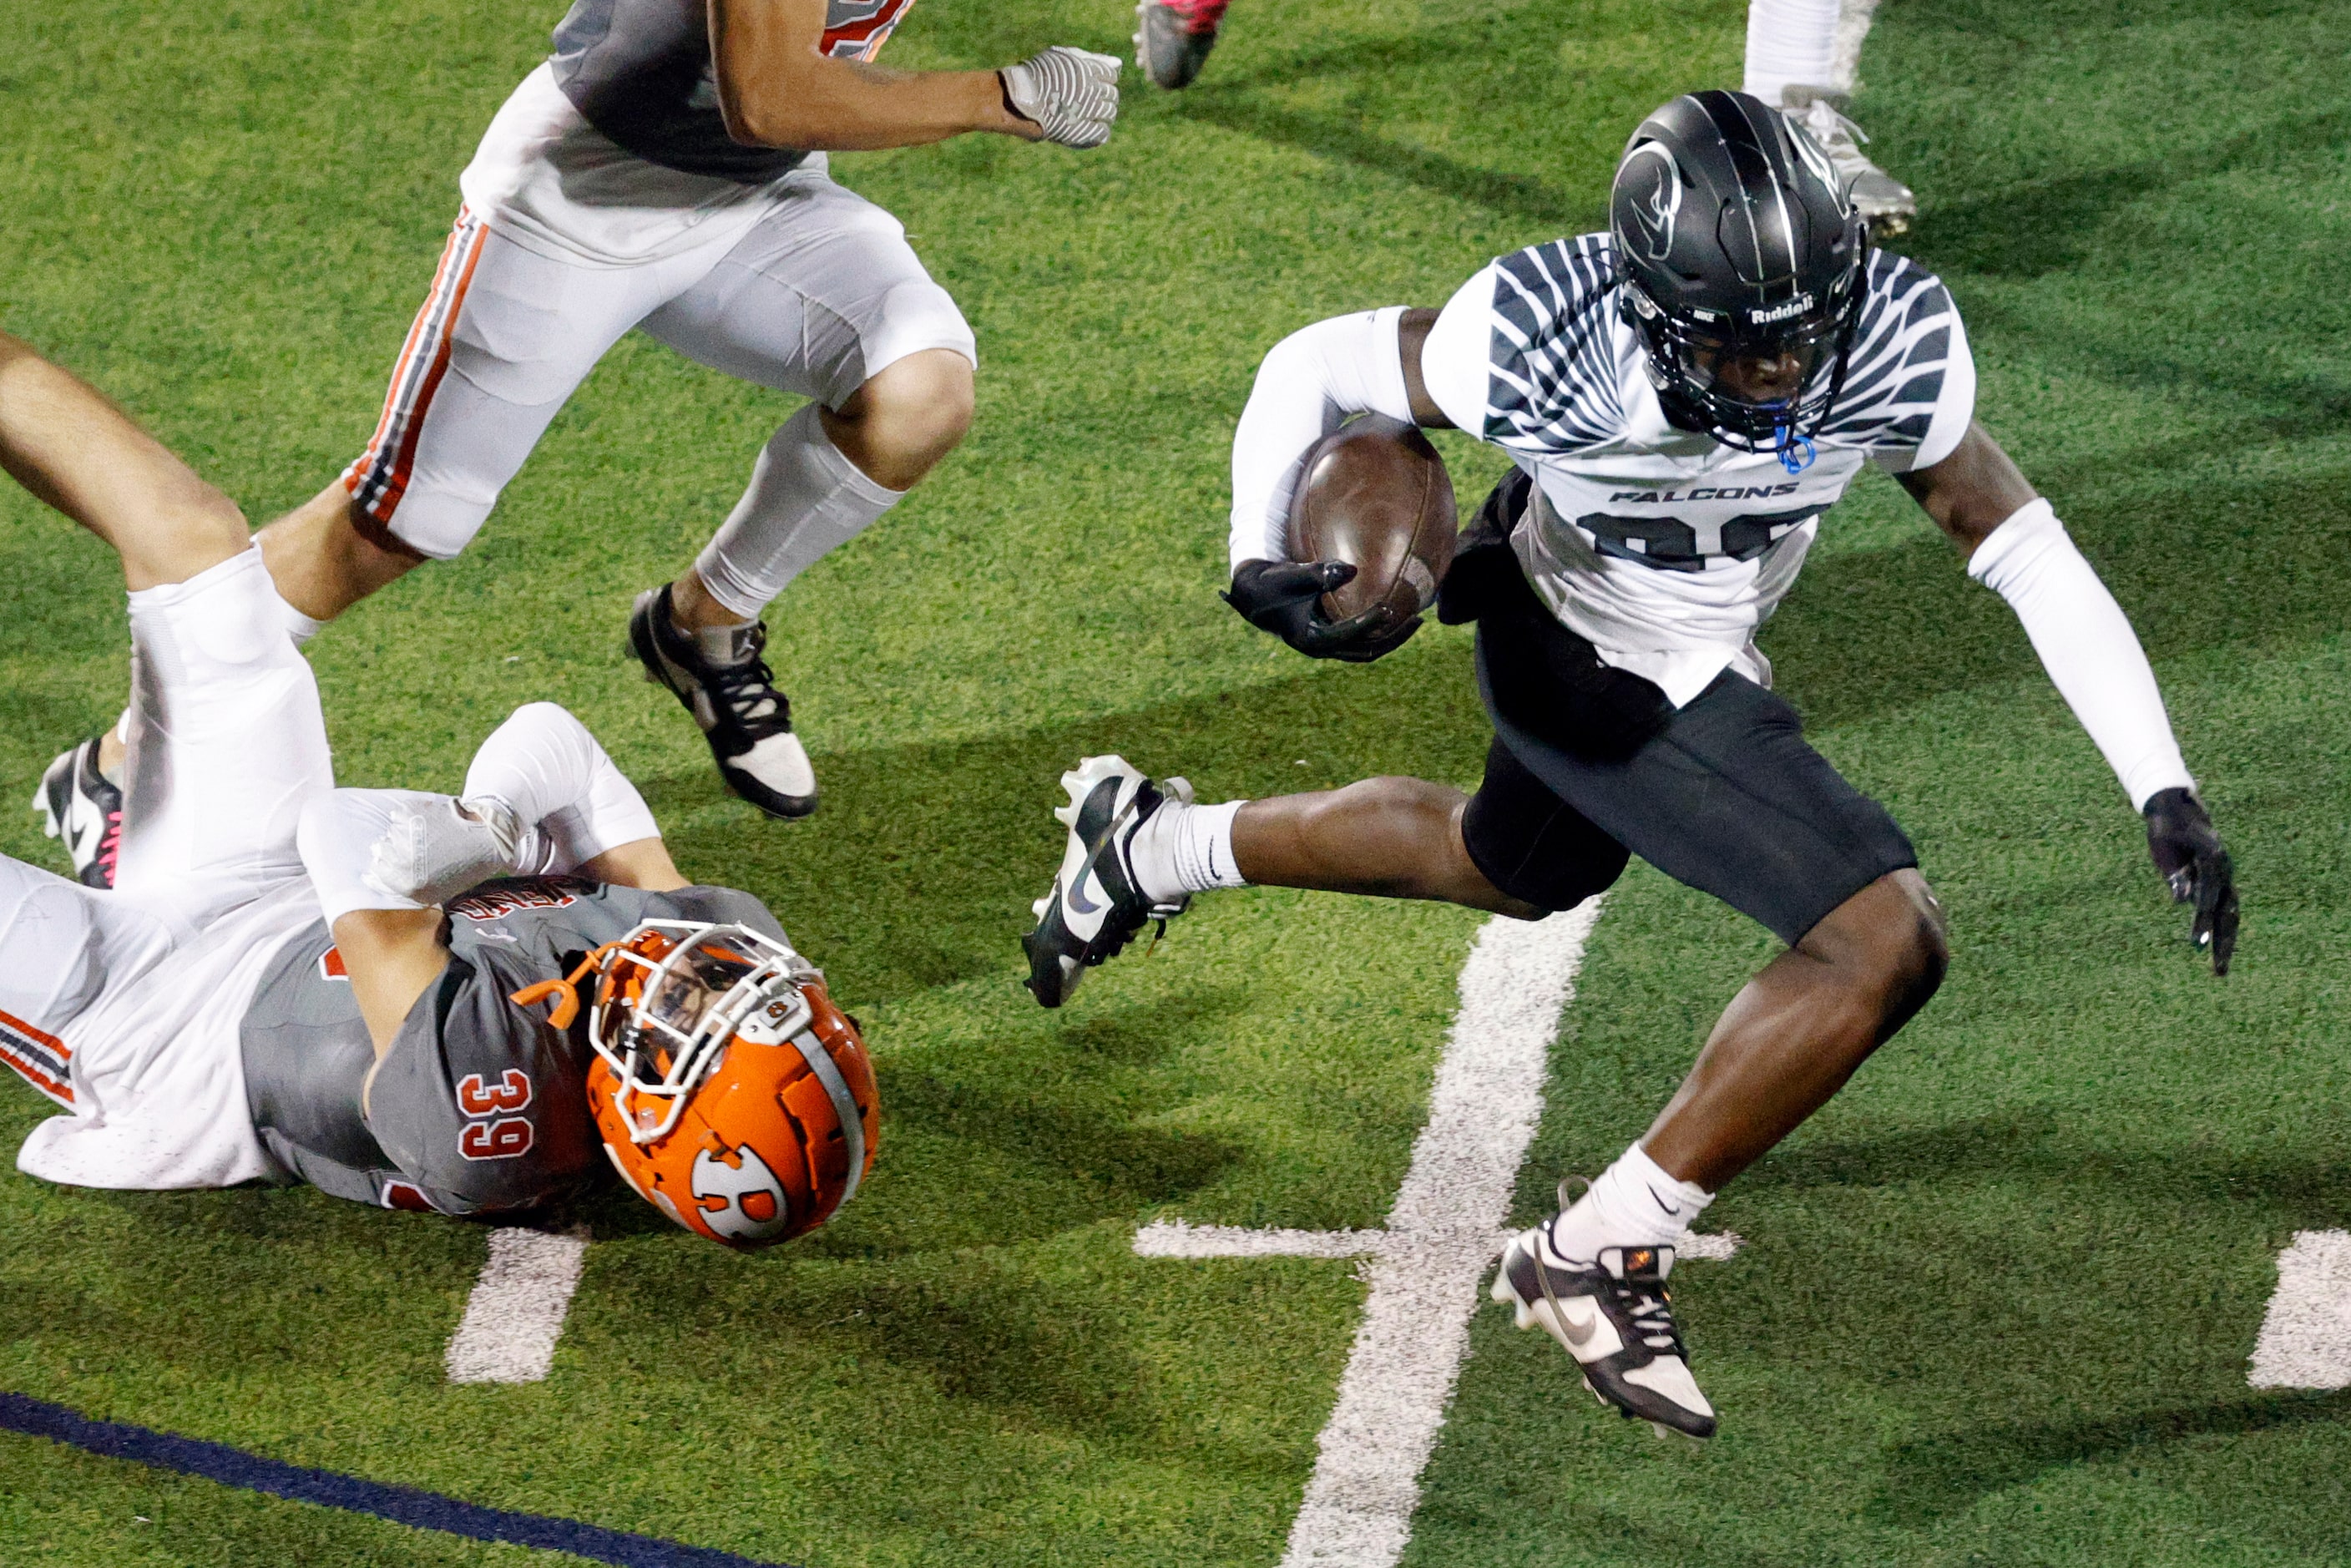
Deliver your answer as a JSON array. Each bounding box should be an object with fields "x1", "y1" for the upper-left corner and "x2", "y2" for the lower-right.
[
  {"x1": 341, "y1": 160, "x2": 975, "y2": 575},
  {"x1": 3, "y1": 549, "x2": 328, "y2": 1189}
]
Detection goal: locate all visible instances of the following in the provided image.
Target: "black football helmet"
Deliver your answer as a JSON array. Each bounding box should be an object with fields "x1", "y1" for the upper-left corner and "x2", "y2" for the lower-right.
[{"x1": 1610, "y1": 90, "x2": 1868, "y2": 464}]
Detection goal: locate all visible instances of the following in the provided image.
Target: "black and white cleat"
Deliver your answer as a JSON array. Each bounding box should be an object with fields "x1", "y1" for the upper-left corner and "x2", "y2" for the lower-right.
[
  {"x1": 33, "y1": 736, "x2": 123, "y2": 890},
  {"x1": 629, "y1": 585, "x2": 817, "y2": 820},
  {"x1": 1022, "y1": 755, "x2": 1190, "y2": 1008},
  {"x1": 1492, "y1": 1201, "x2": 1717, "y2": 1439}
]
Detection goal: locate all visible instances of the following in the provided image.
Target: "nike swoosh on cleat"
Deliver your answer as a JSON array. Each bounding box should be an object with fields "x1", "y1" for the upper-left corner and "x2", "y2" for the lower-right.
[
  {"x1": 1066, "y1": 873, "x2": 1102, "y2": 916},
  {"x1": 1560, "y1": 1308, "x2": 1600, "y2": 1348}
]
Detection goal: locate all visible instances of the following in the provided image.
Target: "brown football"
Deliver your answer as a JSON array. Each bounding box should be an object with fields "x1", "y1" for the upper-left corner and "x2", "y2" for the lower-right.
[{"x1": 1286, "y1": 414, "x2": 1459, "y2": 630}]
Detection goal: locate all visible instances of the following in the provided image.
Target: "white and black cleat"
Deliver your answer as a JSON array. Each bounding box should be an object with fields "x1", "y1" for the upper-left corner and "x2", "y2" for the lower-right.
[
  {"x1": 33, "y1": 736, "x2": 123, "y2": 890},
  {"x1": 1023, "y1": 756, "x2": 1191, "y2": 1009},
  {"x1": 1491, "y1": 1210, "x2": 1716, "y2": 1439},
  {"x1": 1784, "y1": 89, "x2": 1916, "y2": 240},
  {"x1": 629, "y1": 585, "x2": 817, "y2": 820}
]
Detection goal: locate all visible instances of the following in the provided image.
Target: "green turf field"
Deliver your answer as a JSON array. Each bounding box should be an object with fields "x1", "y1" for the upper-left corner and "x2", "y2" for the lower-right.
[{"x1": 4, "y1": 0, "x2": 2350, "y2": 1562}]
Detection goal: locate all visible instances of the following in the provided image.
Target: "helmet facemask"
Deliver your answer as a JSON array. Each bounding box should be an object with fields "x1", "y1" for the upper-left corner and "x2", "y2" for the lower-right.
[
  {"x1": 588, "y1": 922, "x2": 818, "y2": 1146},
  {"x1": 1624, "y1": 269, "x2": 1863, "y2": 459},
  {"x1": 508, "y1": 917, "x2": 880, "y2": 1249}
]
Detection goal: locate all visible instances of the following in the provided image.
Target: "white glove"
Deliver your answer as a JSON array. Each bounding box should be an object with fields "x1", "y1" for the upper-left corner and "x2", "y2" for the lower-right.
[
  {"x1": 363, "y1": 793, "x2": 525, "y2": 906},
  {"x1": 1000, "y1": 46, "x2": 1121, "y2": 149}
]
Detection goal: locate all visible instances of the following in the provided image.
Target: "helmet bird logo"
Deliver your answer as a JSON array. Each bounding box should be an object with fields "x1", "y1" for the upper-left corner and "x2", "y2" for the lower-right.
[{"x1": 1621, "y1": 144, "x2": 1681, "y2": 261}]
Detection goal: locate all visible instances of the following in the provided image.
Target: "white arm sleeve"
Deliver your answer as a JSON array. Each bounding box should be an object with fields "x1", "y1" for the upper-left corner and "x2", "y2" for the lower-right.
[
  {"x1": 297, "y1": 790, "x2": 437, "y2": 925},
  {"x1": 462, "y1": 702, "x2": 661, "y2": 875},
  {"x1": 1968, "y1": 498, "x2": 2192, "y2": 809},
  {"x1": 1228, "y1": 307, "x2": 1415, "y2": 569}
]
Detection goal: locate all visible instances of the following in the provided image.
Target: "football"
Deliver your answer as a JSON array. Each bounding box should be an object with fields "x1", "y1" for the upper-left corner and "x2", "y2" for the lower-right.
[{"x1": 1286, "y1": 414, "x2": 1459, "y2": 630}]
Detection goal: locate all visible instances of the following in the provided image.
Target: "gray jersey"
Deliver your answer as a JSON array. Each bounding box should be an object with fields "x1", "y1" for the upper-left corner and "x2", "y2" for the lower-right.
[
  {"x1": 241, "y1": 877, "x2": 786, "y2": 1216},
  {"x1": 548, "y1": 0, "x2": 918, "y2": 184}
]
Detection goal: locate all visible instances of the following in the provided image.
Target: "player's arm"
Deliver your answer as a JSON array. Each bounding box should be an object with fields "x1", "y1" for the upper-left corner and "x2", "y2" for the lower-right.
[
  {"x1": 1223, "y1": 305, "x2": 1457, "y2": 660},
  {"x1": 1900, "y1": 422, "x2": 2239, "y2": 973},
  {"x1": 709, "y1": 0, "x2": 1116, "y2": 150},
  {"x1": 0, "y1": 332, "x2": 249, "y2": 591}
]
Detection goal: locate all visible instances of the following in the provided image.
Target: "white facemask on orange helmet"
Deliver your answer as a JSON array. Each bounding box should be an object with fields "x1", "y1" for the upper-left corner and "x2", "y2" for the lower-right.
[{"x1": 515, "y1": 920, "x2": 878, "y2": 1248}]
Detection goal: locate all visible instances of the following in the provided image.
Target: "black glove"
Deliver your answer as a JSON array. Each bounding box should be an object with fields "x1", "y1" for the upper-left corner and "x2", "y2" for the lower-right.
[
  {"x1": 1222, "y1": 559, "x2": 1422, "y2": 664},
  {"x1": 2143, "y1": 787, "x2": 2238, "y2": 975}
]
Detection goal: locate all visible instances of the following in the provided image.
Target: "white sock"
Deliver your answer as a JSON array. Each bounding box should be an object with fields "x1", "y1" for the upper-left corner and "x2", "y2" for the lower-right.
[
  {"x1": 1127, "y1": 798, "x2": 1248, "y2": 906},
  {"x1": 1828, "y1": 0, "x2": 1878, "y2": 95},
  {"x1": 695, "y1": 402, "x2": 905, "y2": 620},
  {"x1": 275, "y1": 588, "x2": 323, "y2": 647},
  {"x1": 1742, "y1": 0, "x2": 1841, "y2": 108},
  {"x1": 1542, "y1": 1142, "x2": 1713, "y2": 1263}
]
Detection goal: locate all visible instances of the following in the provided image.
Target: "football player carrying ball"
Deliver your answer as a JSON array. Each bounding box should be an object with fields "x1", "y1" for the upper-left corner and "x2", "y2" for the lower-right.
[
  {"x1": 1024, "y1": 93, "x2": 2237, "y2": 1438},
  {"x1": 0, "y1": 336, "x2": 872, "y2": 1247}
]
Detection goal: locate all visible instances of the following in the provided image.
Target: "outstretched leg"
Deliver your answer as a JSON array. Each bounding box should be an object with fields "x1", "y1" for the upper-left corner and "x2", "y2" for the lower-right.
[{"x1": 0, "y1": 335, "x2": 249, "y2": 589}]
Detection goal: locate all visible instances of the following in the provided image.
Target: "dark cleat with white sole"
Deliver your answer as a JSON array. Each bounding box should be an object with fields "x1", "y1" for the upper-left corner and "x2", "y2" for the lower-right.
[
  {"x1": 1022, "y1": 755, "x2": 1191, "y2": 1008},
  {"x1": 1492, "y1": 1211, "x2": 1716, "y2": 1439}
]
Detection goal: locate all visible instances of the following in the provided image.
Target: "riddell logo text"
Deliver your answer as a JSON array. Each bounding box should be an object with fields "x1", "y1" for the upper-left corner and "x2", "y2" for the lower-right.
[
  {"x1": 1748, "y1": 293, "x2": 1815, "y2": 323},
  {"x1": 1608, "y1": 482, "x2": 1801, "y2": 503}
]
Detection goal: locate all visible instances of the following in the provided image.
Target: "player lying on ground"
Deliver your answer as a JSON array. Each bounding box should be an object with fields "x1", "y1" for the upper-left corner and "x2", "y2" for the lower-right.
[
  {"x1": 0, "y1": 334, "x2": 874, "y2": 1247},
  {"x1": 1023, "y1": 92, "x2": 2237, "y2": 1438},
  {"x1": 35, "y1": 1, "x2": 1123, "y2": 886},
  {"x1": 1134, "y1": 0, "x2": 1915, "y2": 235}
]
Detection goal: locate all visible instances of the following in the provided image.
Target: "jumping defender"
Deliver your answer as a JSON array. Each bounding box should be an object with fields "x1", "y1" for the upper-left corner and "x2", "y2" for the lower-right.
[
  {"x1": 38, "y1": 0, "x2": 1123, "y2": 885},
  {"x1": 1022, "y1": 93, "x2": 2237, "y2": 1438}
]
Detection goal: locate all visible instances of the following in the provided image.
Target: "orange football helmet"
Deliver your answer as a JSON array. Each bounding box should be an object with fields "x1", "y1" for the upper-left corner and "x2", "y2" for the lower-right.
[{"x1": 522, "y1": 920, "x2": 877, "y2": 1248}]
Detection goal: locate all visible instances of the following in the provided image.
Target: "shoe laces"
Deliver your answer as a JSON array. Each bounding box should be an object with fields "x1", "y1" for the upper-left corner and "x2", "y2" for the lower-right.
[
  {"x1": 95, "y1": 811, "x2": 121, "y2": 877},
  {"x1": 1792, "y1": 98, "x2": 1887, "y2": 180},
  {"x1": 1615, "y1": 1276, "x2": 1686, "y2": 1354},
  {"x1": 695, "y1": 625, "x2": 792, "y2": 741}
]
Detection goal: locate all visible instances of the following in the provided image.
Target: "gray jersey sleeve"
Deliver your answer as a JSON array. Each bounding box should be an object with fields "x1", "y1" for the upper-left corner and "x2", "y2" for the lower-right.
[{"x1": 361, "y1": 943, "x2": 604, "y2": 1216}]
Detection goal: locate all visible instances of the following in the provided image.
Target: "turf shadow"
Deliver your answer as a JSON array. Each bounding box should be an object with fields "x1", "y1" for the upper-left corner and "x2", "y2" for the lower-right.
[
  {"x1": 1903, "y1": 104, "x2": 2351, "y2": 284},
  {"x1": 1868, "y1": 1391, "x2": 2351, "y2": 1526},
  {"x1": 1766, "y1": 462, "x2": 2351, "y2": 733},
  {"x1": 647, "y1": 635, "x2": 1494, "y2": 1009},
  {"x1": 1739, "y1": 1115, "x2": 2351, "y2": 1227}
]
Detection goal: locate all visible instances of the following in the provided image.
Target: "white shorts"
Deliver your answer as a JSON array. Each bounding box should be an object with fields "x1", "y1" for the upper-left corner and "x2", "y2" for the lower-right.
[
  {"x1": 3, "y1": 550, "x2": 331, "y2": 1191},
  {"x1": 341, "y1": 68, "x2": 977, "y2": 561}
]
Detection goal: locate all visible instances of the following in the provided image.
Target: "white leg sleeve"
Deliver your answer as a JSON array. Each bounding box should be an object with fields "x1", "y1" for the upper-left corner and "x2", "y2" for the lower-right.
[
  {"x1": 693, "y1": 402, "x2": 905, "y2": 620},
  {"x1": 1969, "y1": 499, "x2": 2193, "y2": 810},
  {"x1": 1828, "y1": 0, "x2": 1881, "y2": 94},
  {"x1": 462, "y1": 703, "x2": 660, "y2": 873},
  {"x1": 1743, "y1": 0, "x2": 1842, "y2": 106}
]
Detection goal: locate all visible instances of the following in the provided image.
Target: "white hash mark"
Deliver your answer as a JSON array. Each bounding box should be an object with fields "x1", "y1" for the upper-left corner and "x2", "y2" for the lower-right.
[
  {"x1": 1133, "y1": 901, "x2": 1738, "y2": 1568},
  {"x1": 2249, "y1": 1230, "x2": 2351, "y2": 1389},
  {"x1": 445, "y1": 1224, "x2": 591, "y2": 1384}
]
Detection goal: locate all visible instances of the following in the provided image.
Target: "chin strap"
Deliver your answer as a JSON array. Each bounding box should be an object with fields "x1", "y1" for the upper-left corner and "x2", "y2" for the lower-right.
[
  {"x1": 1775, "y1": 424, "x2": 1818, "y2": 474},
  {"x1": 509, "y1": 940, "x2": 627, "y2": 1030}
]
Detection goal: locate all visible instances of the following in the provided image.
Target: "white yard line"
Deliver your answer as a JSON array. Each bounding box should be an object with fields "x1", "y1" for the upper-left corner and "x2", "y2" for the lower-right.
[
  {"x1": 444, "y1": 1225, "x2": 591, "y2": 1385},
  {"x1": 2249, "y1": 1230, "x2": 2351, "y2": 1390},
  {"x1": 1275, "y1": 903, "x2": 1599, "y2": 1568},
  {"x1": 1135, "y1": 903, "x2": 1750, "y2": 1568}
]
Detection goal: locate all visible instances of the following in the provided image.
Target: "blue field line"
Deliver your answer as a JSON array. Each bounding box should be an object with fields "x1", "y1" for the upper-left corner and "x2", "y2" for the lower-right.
[{"x1": 0, "y1": 1391, "x2": 800, "y2": 1568}]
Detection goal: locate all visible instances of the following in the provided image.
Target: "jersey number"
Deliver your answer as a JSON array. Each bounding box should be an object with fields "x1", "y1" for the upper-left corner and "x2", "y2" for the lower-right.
[
  {"x1": 454, "y1": 1070, "x2": 535, "y2": 1160},
  {"x1": 459, "y1": 1118, "x2": 535, "y2": 1161},
  {"x1": 457, "y1": 1069, "x2": 533, "y2": 1116}
]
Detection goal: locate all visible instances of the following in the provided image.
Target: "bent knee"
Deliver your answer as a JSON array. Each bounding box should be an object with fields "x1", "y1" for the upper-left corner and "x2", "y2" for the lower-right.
[
  {"x1": 1809, "y1": 869, "x2": 1949, "y2": 999},
  {"x1": 842, "y1": 350, "x2": 973, "y2": 475}
]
